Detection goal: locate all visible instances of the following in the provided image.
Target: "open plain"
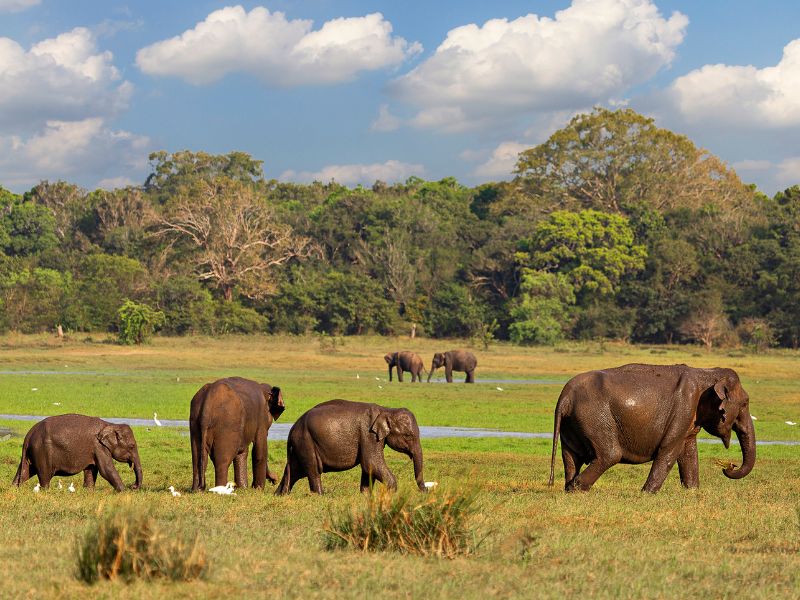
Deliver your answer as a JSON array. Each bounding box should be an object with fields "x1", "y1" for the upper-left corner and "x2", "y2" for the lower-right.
[{"x1": 1, "y1": 334, "x2": 800, "y2": 598}]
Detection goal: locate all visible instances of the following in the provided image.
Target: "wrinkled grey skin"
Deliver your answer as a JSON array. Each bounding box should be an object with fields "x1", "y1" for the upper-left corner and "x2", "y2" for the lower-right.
[
  {"x1": 190, "y1": 377, "x2": 284, "y2": 491},
  {"x1": 275, "y1": 399, "x2": 426, "y2": 495},
  {"x1": 384, "y1": 351, "x2": 426, "y2": 382},
  {"x1": 12, "y1": 414, "x2": 143, "y2": 491},
  {"x1": 427, "y1": 350, "x2": 477, "y2": 383},
  {"x1": 549, "y1": 363, "x2": 756, "y2": 493}
]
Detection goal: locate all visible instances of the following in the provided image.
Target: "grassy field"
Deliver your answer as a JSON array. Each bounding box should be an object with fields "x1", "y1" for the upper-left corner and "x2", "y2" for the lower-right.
[{"x1": 1, "y1": 334, "x2": 800, "y2": 598}]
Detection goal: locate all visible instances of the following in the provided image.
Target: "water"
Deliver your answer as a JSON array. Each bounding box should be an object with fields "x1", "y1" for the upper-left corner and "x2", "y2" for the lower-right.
[{"x1": 1, "y1": 413, "x2": 798, "y2": 445}]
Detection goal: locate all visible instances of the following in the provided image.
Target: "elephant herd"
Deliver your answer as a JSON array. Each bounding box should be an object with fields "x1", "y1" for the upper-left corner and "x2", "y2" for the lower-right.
[{"x1": 11, "y1": 356, "x2": 756, "y2": 495}]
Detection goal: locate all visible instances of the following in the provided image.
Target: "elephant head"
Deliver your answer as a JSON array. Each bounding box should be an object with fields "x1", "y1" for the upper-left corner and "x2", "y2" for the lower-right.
[
  {"x1": 696, "y1": 368, "x2": 756, "y2": 479},
  {"x1": 384, "y1": 353, "x2": 397, "y2": 366},
  {"x1": 267, "y1": 386, "x2": 285, "y2": 420},
  {"x1": 370, "y1": 408, "x2": 426, "y2": 491},
  {"x1": 98, "y1": 424, "x2": 142, "y2": 489},
  {"x1": 427, "y1": 353, "x2": 446, "y2": 382}
]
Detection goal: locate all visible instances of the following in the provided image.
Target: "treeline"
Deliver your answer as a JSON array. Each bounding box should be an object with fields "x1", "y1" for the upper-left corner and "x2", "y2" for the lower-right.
[{"x1": 1, "y1": 108, "x2": 799, "y2": 348}]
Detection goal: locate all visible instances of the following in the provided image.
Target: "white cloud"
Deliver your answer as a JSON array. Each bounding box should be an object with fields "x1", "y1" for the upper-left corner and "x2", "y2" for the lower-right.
[
  {"x1": 390, "y1": 0, "x2": 686, "y2": 132},
  {"x1": 280, "y1": 160, "x2": 424, "y2": 186},
  {"x1": 661, "y1": 39, "x2": 800, "y2": 128},
  {"x1": 0, "y1": 119, "x2": 150, "y2": 190},
  {"x1": 473, "y1": 142, "x2": 529, "y2": 179},
  {"x1": 371, "y1": 104, "x2": 401, "y2": 132},
  {"x1": 0, "y1": 0, "x2": 39, "y2": 12},
  {"x1": 136, "y1": 6, "x2": 421, "y2": 86},
  {"x1": 97, "y1": 176, "x2": 138, "y2": 190},
  {"x1": 0, "y1": 27, "x2": 131, "y2": 132}
]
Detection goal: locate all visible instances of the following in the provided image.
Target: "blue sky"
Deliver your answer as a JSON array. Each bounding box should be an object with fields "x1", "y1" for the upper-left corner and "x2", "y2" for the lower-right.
[{"x1": 1, "y1": 0, "x2": 799, "y2": 193}]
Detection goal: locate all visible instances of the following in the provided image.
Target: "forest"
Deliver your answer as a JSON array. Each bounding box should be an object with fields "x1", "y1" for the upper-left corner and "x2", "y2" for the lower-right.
[{"x1": 1, "y1": 107, "x2": 798, "y2": 348}]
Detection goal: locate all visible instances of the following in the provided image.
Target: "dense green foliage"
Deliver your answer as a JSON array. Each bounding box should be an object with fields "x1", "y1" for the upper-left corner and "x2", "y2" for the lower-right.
[{"x1": 1, "y1": 108, "x2": 798, "y2": 346}]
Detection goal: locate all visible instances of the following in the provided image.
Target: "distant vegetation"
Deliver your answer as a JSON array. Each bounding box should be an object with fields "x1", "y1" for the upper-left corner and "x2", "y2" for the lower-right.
[{"x1": 1, "y1": 107, "x2": 798, "y2": 347}]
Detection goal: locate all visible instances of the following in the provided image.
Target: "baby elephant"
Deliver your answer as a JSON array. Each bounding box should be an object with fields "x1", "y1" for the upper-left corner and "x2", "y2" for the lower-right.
[
  {"x1": 12, "y1": 414, "x2": 143, "y2": 491},
  {"x1": 384, "y1": 351, "x2": 426, "y2": 382},
  {"x1": 427, "y1": 349, "x2": 477, "y2": 383},
  {"x1": 275, "y1": 400, "x2": 426, "y2": 495}
]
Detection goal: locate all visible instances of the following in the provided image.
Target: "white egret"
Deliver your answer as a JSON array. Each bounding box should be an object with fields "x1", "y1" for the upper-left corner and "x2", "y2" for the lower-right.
[
  {"x1": 375, "y1": 377, "x2": 381, "y2": 381},
  {"x1": 169, "y1": 486, "x2": 181, "y2": 497},
  {"x1": 786, "y1": 421, "x2": 797, "y2": 426},
  {"x1": 496, "y1": 387, "x2": 504, "y2": 391},
  {"x1": 378, "y1": 385, "x2": 383, "y2": 390},
  {"x1": 356, "y1": 374, "x2": 360, "y2": 379},
  {"x1": 57, "y1": 481, "x2": 63, "y2": 490},
  {"x1": 68, "y1": 482, "x2": 76, "y2": 493},
  {"x1": 33, "y1": 483, "x2": 41, "y2": 493},
  {"x1": 424, "y1": 481, "x2": 439, "y2": 489},
  {"x1": 31, "y1": 388, "x2": 38, "y2": 392},
  {"x1": 209, "y1": 482, "x2": 236, "y2": 495},
  {"x1": 153, "y1": 412, "x2": 162, "y2": 427},
  {"x1": 751, "y1": 416, "x2": 758, "y2": 420},
  {"x1": 52, "y1": 402, "x2": 61, "y2": 406}
]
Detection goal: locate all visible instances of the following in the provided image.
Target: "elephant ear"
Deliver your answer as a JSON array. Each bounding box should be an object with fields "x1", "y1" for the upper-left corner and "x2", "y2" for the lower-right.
[
  {"x1": 384, "y1": 353, "x2": 393, "y2": 365},
  {"x1": 97, "y1": 425, "x2": 119, "y2": 451},
  {"x1": 370, "y1": 412, "x2": 391, "y2": 442},
  {"x1": 713, "y1": 379, "x2": 730, "y2": 415}
]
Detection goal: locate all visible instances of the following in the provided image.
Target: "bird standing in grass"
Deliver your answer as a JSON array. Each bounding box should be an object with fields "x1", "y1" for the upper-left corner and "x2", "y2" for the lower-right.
[
  {"x1": 169, "y1": 486, "x2": 181, "y2": 497},
  {"x1": 57, "y1": 481, "x2": 63, "y2": 490},
  {"x1": 68, "y1": 482, "x2": 75, "y2": 493},
  {"x1": 33, "y1": 483, "x2": 40, "y2": 493},
  {"x1": 153, "y1": 412, "x2": 162, "y2": 427},
  {"x1": 209, "y1": 482, "x2": 236, "y2": 495}
]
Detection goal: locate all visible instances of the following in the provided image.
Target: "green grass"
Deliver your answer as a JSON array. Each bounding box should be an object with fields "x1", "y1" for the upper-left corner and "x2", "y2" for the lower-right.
[{"x1": 1, "y1": 334, "x2": 800, "y2": 598}]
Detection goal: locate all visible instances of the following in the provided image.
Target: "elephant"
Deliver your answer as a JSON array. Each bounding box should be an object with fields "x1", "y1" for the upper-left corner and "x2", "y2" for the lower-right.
[
  {"x1": 12, "y1": 414, "x2": 143, "y2": 491},
  {"x1": 427, "y1": 350, "x2": 477, "y2": 383},
  {"x1": 275, "y1": 399, "x2": 426, "y2": 495},
  {"x1": 384, "y1": 351, "x2": 426, "y2": 382},
  {"x1": 190, "y1": 377, "x2": 284, "y2": 491},
  {"x1": 548, "y1": 363, "x2": 756, "y2": 493}
]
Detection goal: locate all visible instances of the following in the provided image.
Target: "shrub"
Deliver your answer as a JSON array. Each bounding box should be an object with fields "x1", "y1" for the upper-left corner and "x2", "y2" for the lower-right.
[
  {"x1": 117, "y1": 300, "x2": 165, "y2": 345},
  {"x1": 75, "y1": 504, "x2": 207, "y2": 584},
  {"x1": 736, "y1": 318, "x2": 776, "y2": 351},
  {"x1": 323, "y1": 487, "x2": 481, "y2": 558}
]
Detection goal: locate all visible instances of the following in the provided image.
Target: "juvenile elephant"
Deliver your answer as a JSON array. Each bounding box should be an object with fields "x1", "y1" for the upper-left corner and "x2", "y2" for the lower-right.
[
  {"x1": 190, "y1": 377, "x2": 284, "y2": 491},
  {"x1": 549, "y1": 363, "x2": 756, "y2": 493},
  {"x1": 427, "y1": 350, "x2": 477, "y2": 383},
  {"x1": 12, "y1": 414, "x2": 143, "y2": 491},
  {"x1": 384, "y1": 351, "x2": 426, "y2": 382},
  {"x1": 275, "y1": 400, "x2": 426, "y2": 495}
]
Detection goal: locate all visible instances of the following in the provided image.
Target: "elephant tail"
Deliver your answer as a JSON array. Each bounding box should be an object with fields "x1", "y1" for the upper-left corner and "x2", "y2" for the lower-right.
[
  {"x1": 275, "y1": 447, "x2": 292, "y2": 496},
  {"x1": 12, "y1": 435, "x2": 30, "y2": 486},
  {"x1": 549, "y1": 396, "x2": 566, "y2": 487}
]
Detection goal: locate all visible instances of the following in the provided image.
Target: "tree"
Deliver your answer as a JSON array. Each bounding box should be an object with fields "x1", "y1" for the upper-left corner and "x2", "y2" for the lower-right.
[
  {"x1": 519, "y1": 209, "x2": 646, "y2": 300},
  {"x1": 117, "y1": 300, "x2": 165, "y2": 345},
  {"x1": 158, "y1": 177, "x2": 316, "y2": 301},
  {"x1": 509, "y1": 270, "x2": 575, "y2": 345}
]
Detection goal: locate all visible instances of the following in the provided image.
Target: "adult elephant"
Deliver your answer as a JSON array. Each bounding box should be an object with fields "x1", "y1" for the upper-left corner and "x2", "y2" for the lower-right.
[
  {"x1": 12, "y1": 414, "x2": 142, "y2": 491},
  {"x1": 190, "y1": 377, "x2": 284, "y2": 491},
  {"x1": 427, "y1": 350, "x2": 477, "y2": 383},
  {"x1": 275, "y1": 400, "x2": 426, "y2": 495},
  {"x1": 384, "y1": 351, "x2": 426, "y2": 382},
  {"x1": 549, "y1": 364, "x2": 756, "y2": 493}
]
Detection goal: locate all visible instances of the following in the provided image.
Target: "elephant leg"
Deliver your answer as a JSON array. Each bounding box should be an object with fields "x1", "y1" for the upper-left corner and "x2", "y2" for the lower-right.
[
  {"x1": 190, "y1": 428, "x2": 201, "y2": 491},
  {"x1": 252, "y1": 435, "x2": 271, "y2": 488},
  {"x1": 397, "y1": 368, "x2": 404, "y2": 382},
  {"x1": 212, "y1": 453, "x2": 234, "y2": 487},
  {"x1": 362, "y1": 456, "x2": 397, "y2": 491},
  {"x1": 96, "y1": 454, "x2": 125, "y2": 492},
  {"x1": 307, "y1": 472, "x2": 324, "y2": 494},
  {"x1": 83, "y1": 465, "x2": 98, "y2": 488},
  {"x1": 677, "y1": 437, "x2": 700, "y2": 489},
  {"x1": 566, "y1": 449, "x2": 620, "y2": 492},
  {"x1": 642, "y1": 446, "x2": 683, "y2": 493},
  {"x1": 410, "y1": 370, "x2": 417, "y2": 383},
  {"x1": 465, "y1": 370, "x2": 475, "y2": 383},
  {"x1": 561, "y1": 446, "x2": 583, "y2": 488},
  {"x1": 360, "y1": 469, "x2": 372, "y2": 493},
  {"x1": 445, "y1": 365, "x2": 453, "y2": 383},
  {"x1": 233, "y1": 451, "x2": 248, "y2": 489}
]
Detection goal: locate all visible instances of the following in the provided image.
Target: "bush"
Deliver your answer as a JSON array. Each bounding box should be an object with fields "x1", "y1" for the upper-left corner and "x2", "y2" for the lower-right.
[
  {"x1": 736, "y1": 318, "x2": 776, "y2": 351},
  {"x1": 213, "y1": 301, "x2": 268, "y2": 334},
  {"x1": 423, "y1": 283, "x2": 484, "y2": 338},
  {"x1": 117, "y1": 300, "x2": 165, "y2": 345},
  {"x1": 75, "y1": 504, "x2": 207, "y2": 584},
  {"x1": 323, "y1": 487, "x2": 481, "y2": 558},
  {"x1": 155, "y1": 276, "x2": 216, "y2": 335}
]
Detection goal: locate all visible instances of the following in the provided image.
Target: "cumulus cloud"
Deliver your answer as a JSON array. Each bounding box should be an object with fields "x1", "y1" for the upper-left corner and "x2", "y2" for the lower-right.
[
  {"x1": 0, "y1": 0, "x2": 39, "y2": 12},
  {"x1": 0, "y1": 27, "x2": 132, "y2": 132},
  {"x1": 280, "y1": 160, "x2": 424, "y2": 186},
  {"x1": 389, "y1": 0, "x2": 687, "y2": 132},
  {"x1": 472, "y1": 142, "x2": 529, "y2": 179},
  {"x1": 136, "y1": 6, "x2": 421, "y2": 86},
  {"x1": 371, "y1": 104, "x2": 401, "y2": 132},
  {"x1": 0, "y1": 119, "x2": 150, "y2": 190},
  {"x1": 659, "y1": 39, "x2": 800, "y2": 129}
]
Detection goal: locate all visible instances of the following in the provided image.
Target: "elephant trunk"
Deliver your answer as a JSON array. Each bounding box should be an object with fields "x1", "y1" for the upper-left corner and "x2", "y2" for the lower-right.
[
  {"x1": 723, "y1": 407, "x2": 756, "y2": 480},
  {"x1": 411, "y1": 441, "x2": 426, "y2": 492},
  {"x1": 427, "y1": 363, "x2": 435, "y2": 383},
  {"x1": 131, "y1": 449, "x2": 143, "y2": 489}
]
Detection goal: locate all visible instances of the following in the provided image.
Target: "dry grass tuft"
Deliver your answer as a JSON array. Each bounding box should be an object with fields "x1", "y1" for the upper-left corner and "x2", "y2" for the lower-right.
[
  {"x1": 322, "y1": 487, "x2": 482, "y2": 558},
  {"x1": 75, "y1": 502, "x2": 208, "y2": 584}
]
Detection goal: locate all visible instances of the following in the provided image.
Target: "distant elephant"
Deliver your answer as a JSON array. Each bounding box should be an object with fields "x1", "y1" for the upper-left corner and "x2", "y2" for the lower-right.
[
  {"x1": 275, "y1": 399, "x2": 426, "y2": 495},
  {"x1": 427, "y1": 350, "x2": 477, "y2": 383},
  {"x1": 12, "y1": 414, "x2": 143, "y2": 491},
  {"x1": 384, "y1": 351, "x2": 426, "y2": 382},
  {"x1": 190, "y1": 377, "x2": 284, "y2": 491},
  {"x1": 549, "y1": 363, "x2": 756, "y2": 493}
]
